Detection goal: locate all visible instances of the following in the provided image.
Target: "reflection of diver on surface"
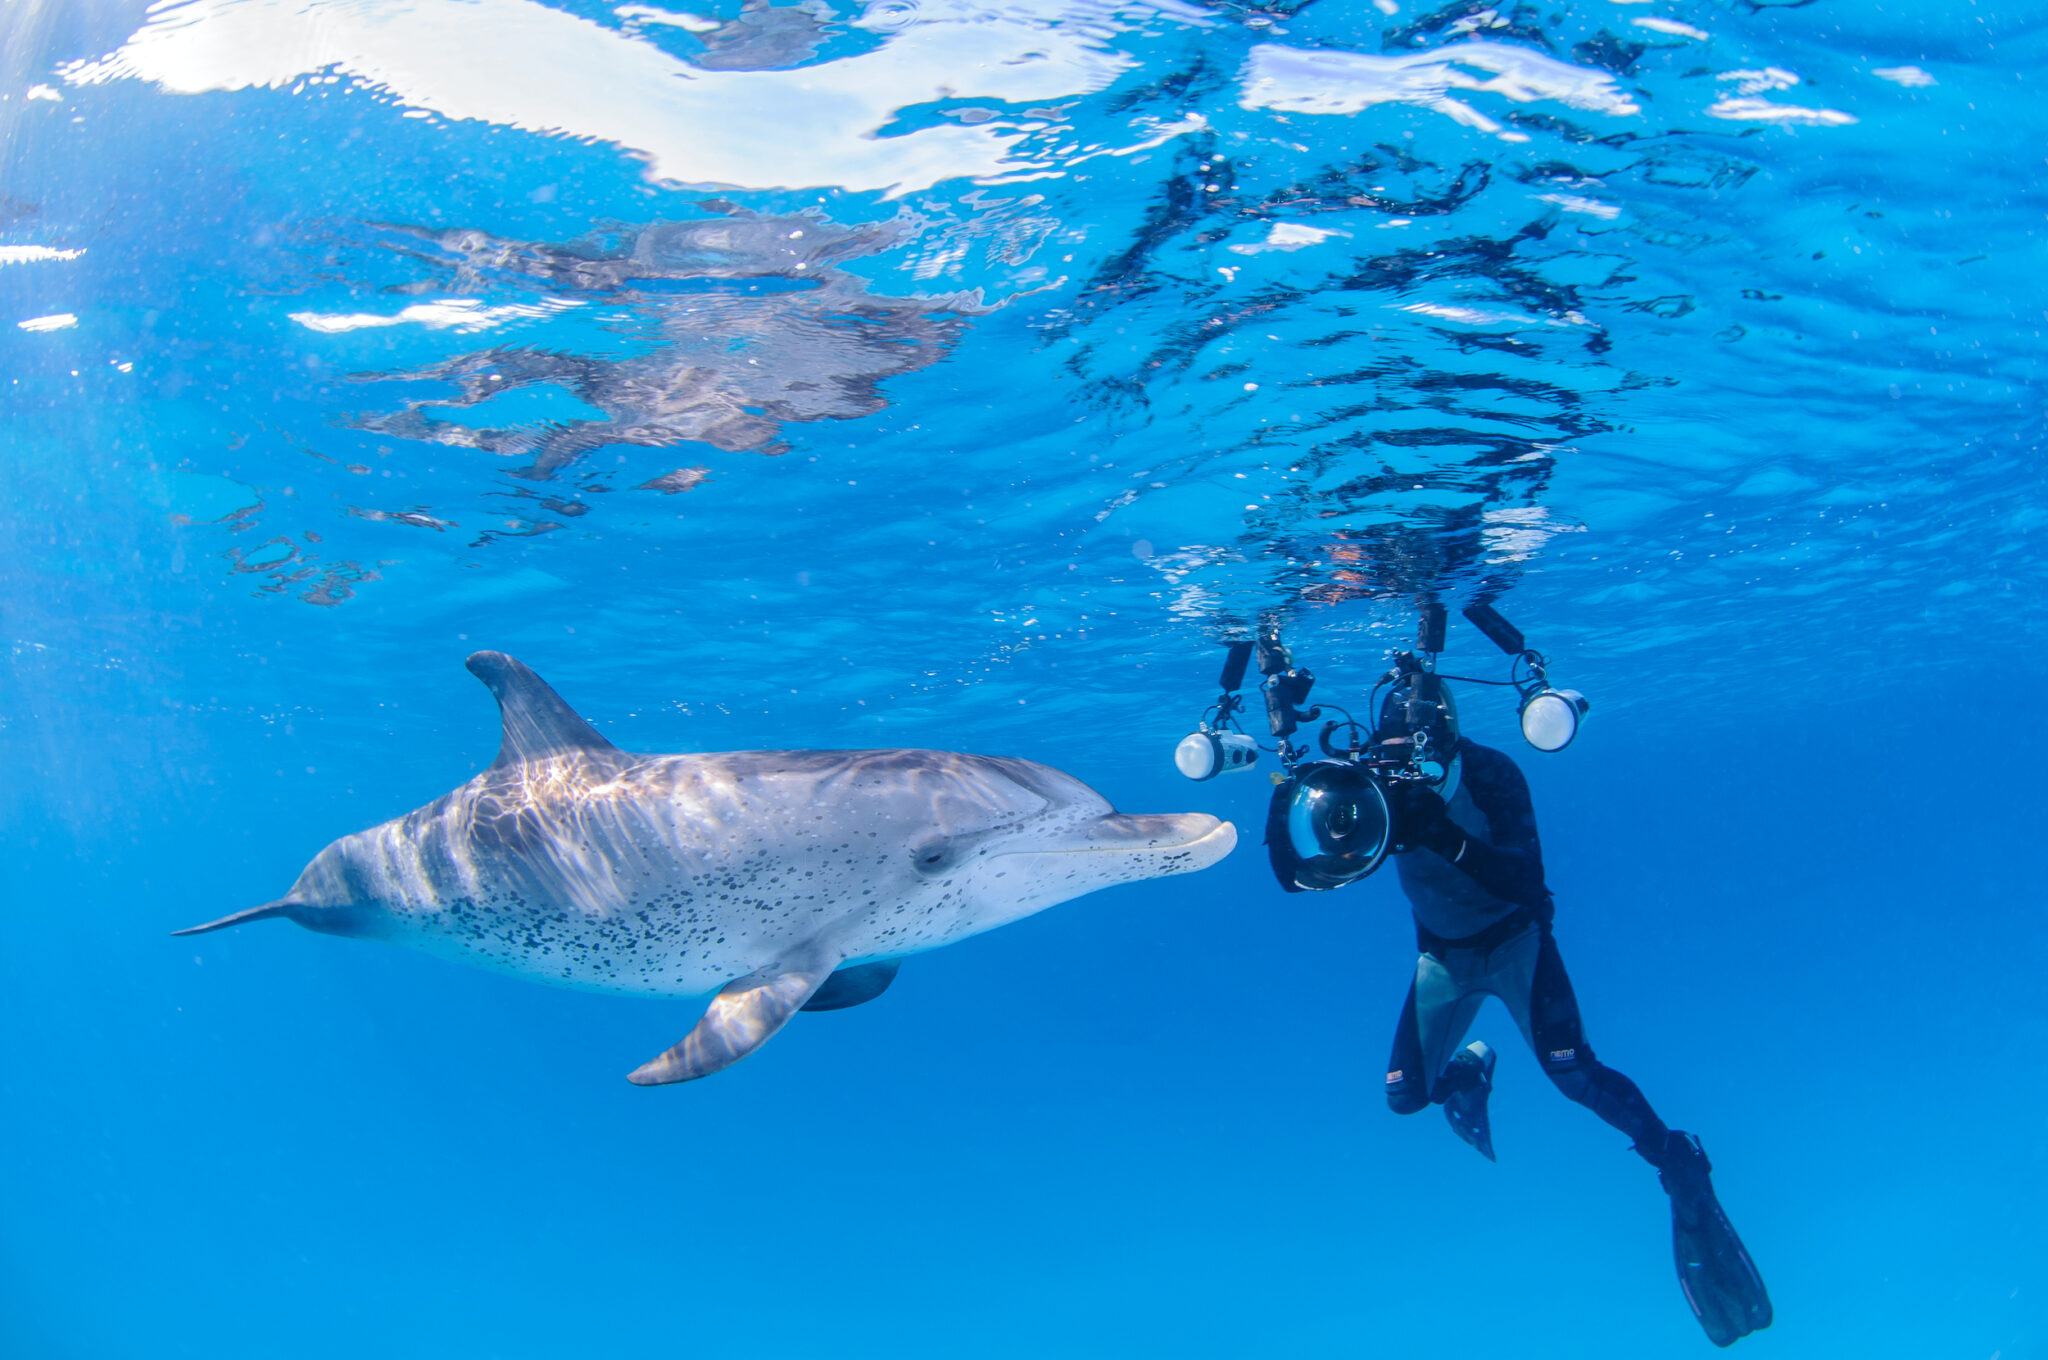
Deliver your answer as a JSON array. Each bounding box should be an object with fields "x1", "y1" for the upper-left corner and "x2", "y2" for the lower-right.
[{"x1": 1178, "y1": 605, "x2": 1771, "y2": 1348}]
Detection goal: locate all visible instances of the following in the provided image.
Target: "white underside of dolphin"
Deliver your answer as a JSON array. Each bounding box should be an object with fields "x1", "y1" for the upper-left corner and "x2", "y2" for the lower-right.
[{"x1": 177, "y1": 651, "x2": 1237, "y2": 1085}]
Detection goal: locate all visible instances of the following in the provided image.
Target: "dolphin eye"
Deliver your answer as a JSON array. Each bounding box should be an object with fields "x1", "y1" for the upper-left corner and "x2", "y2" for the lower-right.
[{"x1": 911, "y1": 840, "x2": 964, "y2": 875}]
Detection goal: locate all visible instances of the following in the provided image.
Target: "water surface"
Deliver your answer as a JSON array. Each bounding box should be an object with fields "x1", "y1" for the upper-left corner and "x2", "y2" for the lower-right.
[{"x1": 4, "y1": 2, "x2": 2044, "y2": 1356}]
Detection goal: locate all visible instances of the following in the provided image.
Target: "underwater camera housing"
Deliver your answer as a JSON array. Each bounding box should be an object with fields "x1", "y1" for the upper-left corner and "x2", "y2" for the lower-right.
[
  {"x1": 1267, "y1": 759, "x2": 1394, "y2": 890},
  {"x1": 1174, "y1": 601, "x2": 1590, "y2": 894},
  {"x1": 1263, "y1": 610, "x2": 1462, "y2": 893}
]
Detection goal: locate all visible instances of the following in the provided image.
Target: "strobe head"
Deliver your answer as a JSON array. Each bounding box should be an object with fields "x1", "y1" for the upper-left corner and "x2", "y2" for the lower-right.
[
  {"x1": 1265, "y1": 761, "x2": 1393, "y2": 892},
  {"x1": 1462, "y1": 602, "x2": 1591, "y2": 756},
  {"x1": 1175, "y1": 729, "x2": 1259, "y2": 781},
  {"x1": 1519, "y1": 688, "x2": 1589, "y2": 753},
  {"x1": 1177, "y1": 640, "x2": 1263, "y2": 780}
]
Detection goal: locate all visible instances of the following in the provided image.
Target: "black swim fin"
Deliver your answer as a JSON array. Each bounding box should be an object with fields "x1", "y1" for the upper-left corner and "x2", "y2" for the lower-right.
[
  {"x1": 1441, "y1": 1040, "x2": 1496, "y2": 1162},
  {"x1": 1658, "y1": 1132, "x2": 1772, "y2": 1347}
]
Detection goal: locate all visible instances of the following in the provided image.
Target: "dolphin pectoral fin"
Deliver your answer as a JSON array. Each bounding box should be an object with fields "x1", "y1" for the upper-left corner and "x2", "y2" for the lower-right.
[
  {"x1": 801, "y1": 959, "x2": 902, "y2": 1013},
  {"x1": 627, "y1": 956, "x2": 835, "y2": 1086},
  {"x1": 170, "y1": 900, "x2": 293, "y2": 937}
]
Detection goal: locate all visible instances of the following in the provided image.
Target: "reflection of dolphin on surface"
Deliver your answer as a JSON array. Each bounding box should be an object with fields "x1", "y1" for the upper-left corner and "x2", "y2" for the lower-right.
[
  {"x1": 177, "y1": 652, "x2": 1236, "y2": 1084},
  {"x1": 347, "y1": 208, "x2": 988, "y2": 482}
]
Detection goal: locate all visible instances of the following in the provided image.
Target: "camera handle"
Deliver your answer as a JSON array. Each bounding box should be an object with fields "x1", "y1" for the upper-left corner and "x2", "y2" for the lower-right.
[
  {"x1": 1318, "y1": 715, "x2": 1368, "y2": 761},
  {"x1": 1263, "y1": 667, "x2": 1320, "y2": 745}
]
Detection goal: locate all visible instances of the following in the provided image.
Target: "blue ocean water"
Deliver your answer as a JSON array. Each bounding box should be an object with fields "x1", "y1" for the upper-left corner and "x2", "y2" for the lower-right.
[{"x1": 4, "y1": 0, "x2": 2045, "y2": 1355}]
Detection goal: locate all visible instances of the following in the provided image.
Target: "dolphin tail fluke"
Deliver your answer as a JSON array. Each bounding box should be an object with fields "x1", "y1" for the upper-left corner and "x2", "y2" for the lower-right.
[
  {"x1": 170, "y1": 899, "x2": 294, "y2": 937},
  {"x1": 627, "y1": 951, "x2": 836, "y2": 1086}
]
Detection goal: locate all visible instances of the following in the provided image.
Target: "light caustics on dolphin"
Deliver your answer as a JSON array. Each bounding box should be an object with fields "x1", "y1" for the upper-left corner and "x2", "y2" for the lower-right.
[{"x1": 175, "y1": 651, "x2": 1236, "y2": 1084}]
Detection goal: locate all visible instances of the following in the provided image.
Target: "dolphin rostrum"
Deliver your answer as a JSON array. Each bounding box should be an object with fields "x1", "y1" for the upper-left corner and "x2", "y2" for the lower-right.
[{"x1": 176, "y1": 652, "x2": 1237, "y2": 1084}]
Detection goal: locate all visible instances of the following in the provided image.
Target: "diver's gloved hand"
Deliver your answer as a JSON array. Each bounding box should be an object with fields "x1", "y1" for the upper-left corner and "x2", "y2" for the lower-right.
[{"x1": 1390, "y1": 783, "x2": 1468, "y2": 861}]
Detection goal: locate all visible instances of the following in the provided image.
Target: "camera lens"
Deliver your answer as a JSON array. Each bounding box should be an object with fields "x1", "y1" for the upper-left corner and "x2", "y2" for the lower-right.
[{"x1": 1270, "y1": 762, "x2": 1392, "y2": 891}]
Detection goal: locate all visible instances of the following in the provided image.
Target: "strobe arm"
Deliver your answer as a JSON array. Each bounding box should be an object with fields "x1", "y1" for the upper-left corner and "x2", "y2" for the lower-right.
[
  {"x1": 1218, "y1": 641, "x2": 1253, "y2": 694},
  {"x1": 1418, "y1": 602, "x2": 1447, "y2": 655},
  {"x1": 1462, "y1": 602, "x2": 1527, "y2": 657}
]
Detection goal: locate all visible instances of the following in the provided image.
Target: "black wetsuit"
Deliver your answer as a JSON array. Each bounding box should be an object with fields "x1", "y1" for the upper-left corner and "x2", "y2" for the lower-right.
[{"x1": 1383, "y1": 738, "x2": 1671, "y2": 1163}]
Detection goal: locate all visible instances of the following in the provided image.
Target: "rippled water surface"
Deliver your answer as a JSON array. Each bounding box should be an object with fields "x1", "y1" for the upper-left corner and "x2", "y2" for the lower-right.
[{"x1": 5, "y1": 2, "x2": 2045, "y2": 1357}]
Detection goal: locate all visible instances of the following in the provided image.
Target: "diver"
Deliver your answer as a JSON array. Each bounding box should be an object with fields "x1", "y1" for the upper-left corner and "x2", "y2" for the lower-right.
[
  {"x1": 1374, "y1": 684, "x2": 1770, "y2": 1347},
  {"x1": 1181, "y1": 609, "x2": 1771, "y2": 1347}
]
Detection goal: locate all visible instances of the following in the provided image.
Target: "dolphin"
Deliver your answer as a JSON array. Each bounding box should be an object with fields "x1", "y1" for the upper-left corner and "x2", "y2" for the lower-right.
[{"x1": 176, "y1": 652, "x2": 1237, "y2": 1084}]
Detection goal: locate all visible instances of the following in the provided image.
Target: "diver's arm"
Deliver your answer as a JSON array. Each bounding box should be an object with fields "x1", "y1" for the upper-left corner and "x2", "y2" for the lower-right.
[
  {"x1": 1422, "y1": 823, "x2": 1548, "y2": 908},
  {"x1": 1413, "y1": 744, "x2": 1551, "y2": 909}
]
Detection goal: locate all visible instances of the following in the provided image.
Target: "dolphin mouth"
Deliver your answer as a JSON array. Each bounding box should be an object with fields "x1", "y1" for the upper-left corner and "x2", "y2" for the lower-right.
[{"x1": 1000, "y1": 813, "x2": 1237, "y2": 866}]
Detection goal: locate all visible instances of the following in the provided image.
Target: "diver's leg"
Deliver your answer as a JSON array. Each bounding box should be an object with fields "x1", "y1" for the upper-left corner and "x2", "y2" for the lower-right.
[
  {"x1": 1384, "y1": 976, "x2": 1428, "y2": 1115},
  {"x1": 1506, "y1": 932, "x2": 1771, "y2": 1341},
  {"x1": 1416, "y1": 951, "x2": 1486, "y2": 1102},
  {"x1": 1523, "y1": 929, "x2": 1672, "y2": 1157},
  {"x1": 1385, "y1": 951, "x2": 1483, "y2": 1113}
]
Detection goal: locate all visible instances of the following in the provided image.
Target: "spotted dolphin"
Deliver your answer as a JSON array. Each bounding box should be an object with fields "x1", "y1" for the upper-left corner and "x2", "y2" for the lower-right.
[{"x1": 176, "y1": 652, "x2": 1237, "y2": 1084}]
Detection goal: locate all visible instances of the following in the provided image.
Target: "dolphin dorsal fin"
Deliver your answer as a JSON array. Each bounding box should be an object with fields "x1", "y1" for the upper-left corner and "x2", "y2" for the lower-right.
[{"x1": 465, "y1": 651, "x2": 622, "y2": 769}]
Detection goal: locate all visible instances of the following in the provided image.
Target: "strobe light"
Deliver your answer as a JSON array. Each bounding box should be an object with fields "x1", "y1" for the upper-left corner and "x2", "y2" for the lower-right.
[
  {"x1": 1519, "y1": 688, "x2": 1589, "y2": 753},
  {"x1": 1175, "y1": 729, "x2": 1259, "y2": 780},
  {"x1": 1461, "y1": 602, "x2": 1590, "y2": 755},
  {"x1": 1176, "y1": 639, "x2": 1261, "y2": 781}
]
